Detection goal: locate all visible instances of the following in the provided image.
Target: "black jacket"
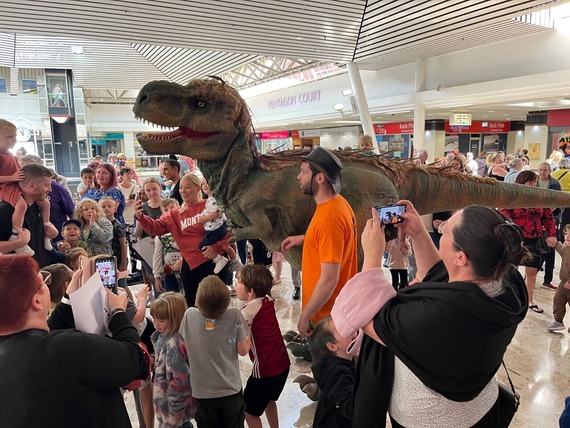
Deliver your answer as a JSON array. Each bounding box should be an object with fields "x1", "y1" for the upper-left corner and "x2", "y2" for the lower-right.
[
  {"x1": 0, "y1": 313, "x2": 148, "y2": 427},
  {"x1": 312, "y1": 355, "x2": 355, "y2": 428},
  {"x1": 353, "y1": 262, "x2": 528, "y2": 428}
]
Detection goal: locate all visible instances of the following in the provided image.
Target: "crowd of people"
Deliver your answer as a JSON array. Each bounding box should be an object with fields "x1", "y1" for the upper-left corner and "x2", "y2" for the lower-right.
[{"x1": 1, "y1": 115, "x2": 570, "y2": 427}]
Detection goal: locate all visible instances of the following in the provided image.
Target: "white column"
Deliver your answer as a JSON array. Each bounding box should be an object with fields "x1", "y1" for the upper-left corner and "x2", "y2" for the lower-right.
[
  {"x1": 413, "y1": 102, "x2": 426, "y2": 152},
  {"x1": 124, "y1": 132, "x2": 136, "y2": 160},
  {"x1": 346, "y1": 62, "x2": 376, "y2": 150}
]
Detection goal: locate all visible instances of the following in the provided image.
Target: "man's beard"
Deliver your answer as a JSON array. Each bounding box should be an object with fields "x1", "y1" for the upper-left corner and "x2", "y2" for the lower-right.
[{"x1": 300, "y1": 177, "x2": 316, "y2": 197}]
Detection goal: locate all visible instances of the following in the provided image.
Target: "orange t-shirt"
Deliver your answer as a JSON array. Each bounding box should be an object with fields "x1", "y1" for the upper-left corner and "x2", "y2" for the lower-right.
[{"x1": 302, "y1": 194, "x2": 358, "y2": 324}]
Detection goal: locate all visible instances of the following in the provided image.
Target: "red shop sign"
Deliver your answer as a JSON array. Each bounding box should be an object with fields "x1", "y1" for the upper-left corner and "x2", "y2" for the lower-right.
[
  {"x1": 445, "y1": 121, "x2": 510, "y2": 133},
  {"x1": 374, "y1": 122, "x2": 414, "y2": 134},
  {"x1": 261, "y1": 131, "x2": 290, "y2": 139}
]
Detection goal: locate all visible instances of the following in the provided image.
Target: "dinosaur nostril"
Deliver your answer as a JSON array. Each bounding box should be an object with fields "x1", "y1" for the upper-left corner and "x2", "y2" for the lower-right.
[{"x1": 137, "y1": 93, "x2": 148, "y2": 104}]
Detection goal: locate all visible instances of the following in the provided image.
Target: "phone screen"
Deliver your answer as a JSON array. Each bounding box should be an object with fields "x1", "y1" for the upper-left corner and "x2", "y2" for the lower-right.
[
  {"x1": 376, "y1": 205, "x2": 406, "y2": 226},
  {"x1": 94, "y1": 258, "x2": 118, "y2": 294}
]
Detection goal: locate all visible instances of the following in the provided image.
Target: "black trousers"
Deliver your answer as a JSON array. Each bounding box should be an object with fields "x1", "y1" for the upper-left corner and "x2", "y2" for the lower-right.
[
  {"x1": 390, "y1": 269, "x2": 408, "y2": 291},
  {"x1": 180, "y1": 258, "x2": 230, "y2": 308}
]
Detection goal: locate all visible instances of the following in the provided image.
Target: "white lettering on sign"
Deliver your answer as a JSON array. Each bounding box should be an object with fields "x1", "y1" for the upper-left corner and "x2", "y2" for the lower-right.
[{"x1": 268, "y1": 90, "x2": 321, "y2": 109}]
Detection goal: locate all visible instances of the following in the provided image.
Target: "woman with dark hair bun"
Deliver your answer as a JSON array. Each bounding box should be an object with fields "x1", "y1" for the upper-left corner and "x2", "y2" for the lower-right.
[
  {"x1": 329, "y1": 201, "x2": 530, "y2": 427},
  {"x1": 500, "y1": 170, "x2": 557, "y2": 313}
]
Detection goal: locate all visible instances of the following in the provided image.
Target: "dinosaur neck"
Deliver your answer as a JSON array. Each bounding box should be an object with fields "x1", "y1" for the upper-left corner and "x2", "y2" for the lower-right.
[{"x1": 198, "y1": 130, "x2": 256, "y2": 209}]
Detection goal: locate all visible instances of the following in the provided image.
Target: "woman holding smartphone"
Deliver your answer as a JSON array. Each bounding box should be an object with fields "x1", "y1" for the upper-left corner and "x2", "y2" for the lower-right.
[
  {"x1": 118, "y1": 167, "x2": 140, "y2": 227},
  {"x1": 331, "y1": 201, "x2": 529, "y2": 427},
  {"x1": 134, "y1": 174, "x2": 231, "y2": 308}
]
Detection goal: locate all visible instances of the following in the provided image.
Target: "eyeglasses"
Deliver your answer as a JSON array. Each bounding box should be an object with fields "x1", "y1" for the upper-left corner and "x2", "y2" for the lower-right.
[
  {"x1": 39, "y1": 271, "x2": 52, "y2": 286},
  {"x1": 437, "y1": 221, "x2": 464, "y2": 253}
]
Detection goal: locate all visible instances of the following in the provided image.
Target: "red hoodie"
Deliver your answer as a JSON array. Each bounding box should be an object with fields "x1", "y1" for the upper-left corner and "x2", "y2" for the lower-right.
[{"x1": 138, "y1": 200, "x2": 229, "y2": 269}]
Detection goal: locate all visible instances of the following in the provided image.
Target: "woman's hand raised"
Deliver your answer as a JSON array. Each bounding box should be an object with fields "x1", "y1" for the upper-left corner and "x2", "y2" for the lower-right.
[
  {"x1": 394, "y1": 200, "x2": 425, "y2": 239},
  {"x1": 361, "y1": 208, "x2": 386, "y2": 271}
]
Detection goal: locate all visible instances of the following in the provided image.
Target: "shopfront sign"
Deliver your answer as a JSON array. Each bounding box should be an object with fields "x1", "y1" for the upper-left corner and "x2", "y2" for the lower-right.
[
  {"x1": 445, "y1": 121, "x2": 510, "y2": 133},
  {"x1": 374, "y1": 122, "x2": 414, "y2": 134},
  {"x1": 261, "y1": 131, "x2": 290, "y2": 139}
]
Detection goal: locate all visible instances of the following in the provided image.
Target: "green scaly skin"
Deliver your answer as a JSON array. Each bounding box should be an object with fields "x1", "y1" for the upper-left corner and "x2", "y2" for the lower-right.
[{"x1": 134, "y1": 79, "x2": 570, "y2": 269}]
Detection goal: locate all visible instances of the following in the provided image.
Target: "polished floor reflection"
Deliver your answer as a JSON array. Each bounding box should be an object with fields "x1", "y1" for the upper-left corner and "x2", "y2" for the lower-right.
[{"x1": 127, "y1": 258, "x2": 570, "y2": 427}]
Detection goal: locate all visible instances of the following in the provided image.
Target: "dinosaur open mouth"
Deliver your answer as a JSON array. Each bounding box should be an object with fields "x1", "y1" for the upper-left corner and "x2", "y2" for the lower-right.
[{"x1": 138, "y1": 125, "x2": 218, "y2": 140}]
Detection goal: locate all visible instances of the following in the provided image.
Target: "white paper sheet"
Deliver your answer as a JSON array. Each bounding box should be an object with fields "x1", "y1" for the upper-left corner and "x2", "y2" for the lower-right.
[{"x1": 69, "y1": 272, "x2": 109, "y2": 336}]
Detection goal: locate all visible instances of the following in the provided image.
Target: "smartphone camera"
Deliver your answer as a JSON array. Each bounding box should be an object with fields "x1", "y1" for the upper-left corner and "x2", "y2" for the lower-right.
[
  {"x1": 94, "y1": 256, "x2": 118, "y2": 294},
  {"x1": 375, "y1": 204, "x2": 406, "y2": 241}
]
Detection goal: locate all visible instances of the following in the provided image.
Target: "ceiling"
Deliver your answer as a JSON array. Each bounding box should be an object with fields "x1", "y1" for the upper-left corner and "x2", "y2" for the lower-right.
[{"x1": 0, "y1": 0, "x2": 569, "y2": 129}]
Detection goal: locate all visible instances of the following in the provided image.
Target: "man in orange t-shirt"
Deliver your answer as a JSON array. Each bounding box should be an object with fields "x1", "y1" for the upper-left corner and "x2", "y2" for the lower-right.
[{"x1": 282, "y1": 147, "x2": 358, "y2": 350}]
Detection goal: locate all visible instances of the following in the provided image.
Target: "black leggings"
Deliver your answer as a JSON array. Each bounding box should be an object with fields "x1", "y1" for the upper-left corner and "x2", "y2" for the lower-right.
[
  {"x1": 390, "y1": 269, "x2": 408, "y2": 291},
  {"x1": 180, "y1": 258, "x2": 230, "y2": 308}
]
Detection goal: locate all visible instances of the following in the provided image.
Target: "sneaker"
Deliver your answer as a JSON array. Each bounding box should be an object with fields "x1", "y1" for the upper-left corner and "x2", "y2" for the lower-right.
[
  {"x1": 229, "y1": 258, "x2": 243, "y2": 273},
  {"x1": 213, "y1": 255, "x2": 229, "y2": 274},
  {"x1": 547, "y1": 321, "x2": 566, "y2": 331},
  {"x1": 541, "y1": 283, "x2": 558, "y2": 291},
  {"x1": 9, "y1": 230, "x2": 34, "y2": 256},
  {"x1": 44, "y1": 237, "x2": 53, "y2": 251},
  {"x1": 292, "y1": 287, "x2": 301, "y2": 300}
]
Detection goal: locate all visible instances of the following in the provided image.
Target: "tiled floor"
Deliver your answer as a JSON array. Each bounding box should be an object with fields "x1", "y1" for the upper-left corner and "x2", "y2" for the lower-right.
[{"x1": 126, "y1": 258, "x2": 570, "y2": 427}]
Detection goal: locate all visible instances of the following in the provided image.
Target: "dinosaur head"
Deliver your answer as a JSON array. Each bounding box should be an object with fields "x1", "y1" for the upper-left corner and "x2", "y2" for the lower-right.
[{"x1": 133, "y1": 78, "x2": 256, "y2": 161}]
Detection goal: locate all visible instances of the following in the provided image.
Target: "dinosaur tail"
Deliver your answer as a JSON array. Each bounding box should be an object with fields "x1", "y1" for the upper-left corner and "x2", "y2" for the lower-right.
[{"x1": 400, "y1": 170, "x2": 570, "y2": 214}]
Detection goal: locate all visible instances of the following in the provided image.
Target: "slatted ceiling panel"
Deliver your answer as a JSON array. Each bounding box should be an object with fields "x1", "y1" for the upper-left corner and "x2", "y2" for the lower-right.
[
  {"x1": 356, "y1": 19, "x2": 554, "y2": 70},
  {"x1": 0, "y1": 0, "x2": 364, "y2": 61},
  {"x1": 0, "y1": 33, "x2": 16, "y2": 68},
  {"x1": 8, "y1": 34, "x2": 168, "y2": 89},
  {"x1": 355, "y1": 0, "x2": 557, "y2": 61},
  {"x1": 131, "y1": 43, "x2": 260, "y2": 85}
]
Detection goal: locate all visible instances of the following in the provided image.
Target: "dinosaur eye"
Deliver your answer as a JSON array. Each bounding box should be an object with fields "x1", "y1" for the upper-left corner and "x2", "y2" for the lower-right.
[{"x1": 191, "y1": 99, "x2": 207, "y2": 109}]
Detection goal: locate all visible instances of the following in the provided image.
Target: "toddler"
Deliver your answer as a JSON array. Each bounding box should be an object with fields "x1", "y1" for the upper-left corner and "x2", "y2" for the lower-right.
[
  {"x1": 76, "y1": 167, "x2": 95, "y2": 198},
  {"x1": 179, "y1": 275, "x2": 251, "y2": 427},
  {"x1": 308, "y1": 316, "x2": 355, "y2": 428},
  {"x1": 150, "y1": 292, "x2": 195, "y2": 428},
  {"x1": 0, "y1": 119, "x2": 56, "y2": 255},
  {"x1": 74, "y1": 198, "x2": 113, "y2": 257},
  {"x1": 199, "y1": 178, "x2": 241, "y2": 274},
  {"x1": 547, "y1": 224, "x2": 570, "y2": 332},
  {"x1": 235, "y1": 265, "x2": 290, "y2": 428},
  {"x1": 153, "y1": 199, "x2": 183, "y2": 293},
  {"x1": 55, "y1": 219, "x2": 89, "y2": 252},
  {"x1": 99, "y1": 197, "x2": 128, "y2": 285}
]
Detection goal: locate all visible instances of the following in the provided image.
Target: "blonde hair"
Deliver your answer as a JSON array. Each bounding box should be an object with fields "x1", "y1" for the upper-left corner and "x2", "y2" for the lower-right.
[
  {"x1": 99, "y1": 196, "x2": 118, "y2": 207},
  {"x1": 0, "y1": 119, "x2": 16, "y2": 133},
  {"x1": 150, "y1": 292, "x2": 188, "y2": 335},
  {"x1": 161, "y1": 198, "x2": 179, "y2": 209},
  {"x1": 196, "y1": 275, "x2": 230, "y2": 319},
  {"x1": 65, "y1": 247, "x2": 88, "y2": 270},
  {"x1": 178, "y1": 174, "x2": 203, "y2": 213},
  {"x1": 142, "y1": 176, "x2": 161, "y2": 189},
  {"x1": 74, "y1": 198, "x2": 105, "y2": 226}
]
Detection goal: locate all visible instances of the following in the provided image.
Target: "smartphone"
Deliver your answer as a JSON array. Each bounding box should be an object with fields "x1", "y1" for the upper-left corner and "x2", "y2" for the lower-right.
[
  {"x1": 92, "y1": 256, "x2": 118, "y2": 294},
  {"x1": 375, "y1": 204, "x2": 406, "y2": 226}
]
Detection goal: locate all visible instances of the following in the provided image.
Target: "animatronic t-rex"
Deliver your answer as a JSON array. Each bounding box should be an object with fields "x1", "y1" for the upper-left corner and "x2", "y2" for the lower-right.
[{"x1": 133, "y1": 78, "x2": 570, "y2": 268}]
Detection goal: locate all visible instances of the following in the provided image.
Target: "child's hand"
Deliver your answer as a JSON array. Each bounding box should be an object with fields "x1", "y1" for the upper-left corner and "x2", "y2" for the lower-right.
[
  {"x1": 171, "y1": 258, "x2": 183, "y2": 272},
  {"x1": 136, "y1": 285, "x2": 150, "y2": 301},
  {"x1": 12, "y1": 226, "x2": 31, "y2": 245},
  {"x1": 154, "y1": 277, "x2": 164, "y2": 292},
  {"x1": 57, "y1": 241, "x2": 71, "y2": 251},
  {"x1": 89, "y1": 212, "x2": 99, "y2": 224},
  {"x1": 198, "y1": 215, "x2": 206, "y2": 224},
  {"x1": 11, "y1": 171, "x2": 25, "y2": 182}
]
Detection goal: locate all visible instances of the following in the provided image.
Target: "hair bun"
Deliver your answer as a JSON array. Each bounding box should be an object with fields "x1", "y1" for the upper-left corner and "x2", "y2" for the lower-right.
[{"x1": 495, "y1": 222, "x2": 527, "y2": 264}]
